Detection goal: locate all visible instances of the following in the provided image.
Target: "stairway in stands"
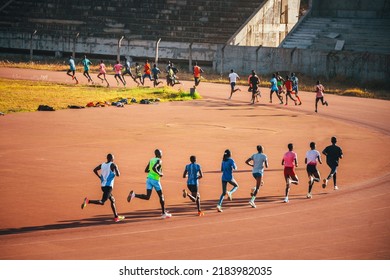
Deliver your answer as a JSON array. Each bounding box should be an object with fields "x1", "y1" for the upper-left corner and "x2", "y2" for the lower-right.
[{"x1": 280, "y1": 10, "x2": 390, "y2": 54}]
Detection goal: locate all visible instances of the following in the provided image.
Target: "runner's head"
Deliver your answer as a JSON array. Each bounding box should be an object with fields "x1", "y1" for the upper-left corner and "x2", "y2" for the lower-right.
[
  {"x1": 155, "y1": 149, "x2": 162, "y2": 158},
  {"x1": 107, "y1": 154, "x2": 114, "y2": 162},
  {"x1": 310, "y1": 142, "x2": 316, "y2": 149},
  {"x1": 331, "y1": 136, "x2": 337, "y2": 144},
  {"x1": 257, "y1": 145, "x2": 263, "y2": 153},
  {"x1": 190, "y1": 155, "x2": 196, "y2": 163},
  {"x1": 223, "y1": 149, "x2": 231, "y2": 161},
  {"x1": 288, "y1": 143, "x2": 293, "y2": 151}
]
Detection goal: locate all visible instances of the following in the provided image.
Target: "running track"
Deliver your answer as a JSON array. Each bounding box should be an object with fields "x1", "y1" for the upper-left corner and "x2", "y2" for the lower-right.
[{"x1": 0, "y1": 68, "x2": 389, "y2": 260}]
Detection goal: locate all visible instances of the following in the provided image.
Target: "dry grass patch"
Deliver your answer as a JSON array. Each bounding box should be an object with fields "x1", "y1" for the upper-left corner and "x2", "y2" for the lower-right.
[{"x1": 0, "y1": 78, "x2": 200, "y2": 114}]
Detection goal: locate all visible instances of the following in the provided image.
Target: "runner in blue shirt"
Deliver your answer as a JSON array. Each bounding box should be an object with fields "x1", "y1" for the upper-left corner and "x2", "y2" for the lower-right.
[
  {"x1": 269, "y1": 73, "x2": 283, "y2": 104},
  {"x1": 291, "y1": 72, "x2": 302, "y2": 105},
  {"x1": 66, "y1": 56, "x2": 79, "y2": 84},
  {"x1": 151, "y1": 64, "x2": 163, "y2": 87},
  {"x1": 82, "y1": 55, "x2": 93, "y2": 84},
  {"x1": 217, "y1": 149, "x2": 239, "y2": 212},
  {"x1": 182, "y1": 155, "x2": 204, "y2": 216}
]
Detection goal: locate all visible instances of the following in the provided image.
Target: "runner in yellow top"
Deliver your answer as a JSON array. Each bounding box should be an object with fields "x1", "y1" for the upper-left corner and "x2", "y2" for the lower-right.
[{"x1": 127, "y1": 149, "x2": 172, "y2": 219}]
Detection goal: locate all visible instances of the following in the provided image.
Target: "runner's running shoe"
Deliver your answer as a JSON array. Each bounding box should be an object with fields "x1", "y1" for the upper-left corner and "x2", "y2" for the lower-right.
[
  {"x1": 127, "y1": 190, "x2": 135, "y2": 203},
  {"x1": 161, "y1": 212, "x2": 172, "y2": 219},
  {"x1": 81, "y1": 197, "x2": 89, "y2": 209},
  {"x1": 114, "y1": 216, "x2": 125, "y2": 222}
]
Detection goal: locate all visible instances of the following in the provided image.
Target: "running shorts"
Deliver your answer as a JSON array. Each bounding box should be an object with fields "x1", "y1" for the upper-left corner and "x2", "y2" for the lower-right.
[{"x1": 284, "y1": 167, "x2": 296, "y2": 178}]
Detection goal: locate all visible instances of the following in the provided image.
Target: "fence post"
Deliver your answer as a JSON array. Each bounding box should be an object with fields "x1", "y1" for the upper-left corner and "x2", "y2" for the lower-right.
[
  {"x1": 155, "y1": 38, "x2": 161, "y2": 65},
  {"x1": 117, "y1": 36, "x2": 124, "y2": 62},
  {"x1": 30, "y1": 30, "x2": 37, "y2": 61}
]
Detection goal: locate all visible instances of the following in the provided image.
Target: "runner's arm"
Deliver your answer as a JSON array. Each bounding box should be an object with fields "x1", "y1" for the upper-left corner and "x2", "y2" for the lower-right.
[
  {"x1": 93, "y1": 165, "x2": 101, "y2": 179},
  {"x1": 198, "y1": 168, "x2": 203, "y2": 179},
  {"x1": 245, "y1": 158, "x2": 253, "y2": 167},
  {"x1": 111, "y1": 163, "x2": 120, "y2": 177}
]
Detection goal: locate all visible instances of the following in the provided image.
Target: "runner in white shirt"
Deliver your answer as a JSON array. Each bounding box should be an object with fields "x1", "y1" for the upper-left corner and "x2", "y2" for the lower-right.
[
  {"x1": 228, "y1": 69, "x2": 241, "y2": 99},
  {"x1": 245, "y1": 145, "x2": 268, "y2": 208},
  {"x1": 81, "y1": 154, "x2": 125, "y2": 222},
  {"x1": 305, "y1": 142, "x2": 323, "y2": 198}
]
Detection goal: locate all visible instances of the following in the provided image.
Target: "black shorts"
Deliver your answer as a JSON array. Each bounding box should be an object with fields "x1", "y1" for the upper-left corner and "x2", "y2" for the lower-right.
[
  {"x1": 306, "y1": 164, "x2": 318, "y2": 175},
  {"x1": 101, "y1": 186, "x2": 113, "y2": 202},
  {"x1": 187, "y1": 185, "x2": 199, "y2": 193}
]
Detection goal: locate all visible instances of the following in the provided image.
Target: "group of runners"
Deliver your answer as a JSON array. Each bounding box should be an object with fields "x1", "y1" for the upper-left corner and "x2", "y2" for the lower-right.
[
  {"x1": 67, "y1": 55, "x2": 329, "y2": 113},
  {"x1": 81, "y1": 137, "x2": 343, "y2": 221},
  {"x1": 66, "y1": 55, "x2": 206, "y2": 89},
  {"x1": 66, "y1": 56, "x2": 163, "y2": 88},
  {"x1": 228, "y1": 70, "x2": 329, "y2": 112}
]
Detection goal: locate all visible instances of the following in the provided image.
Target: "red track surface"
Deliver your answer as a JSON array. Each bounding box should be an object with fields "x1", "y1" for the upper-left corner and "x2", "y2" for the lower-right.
[{"x1": 0, "y1": 68, "x2": 389, "y2": 260}]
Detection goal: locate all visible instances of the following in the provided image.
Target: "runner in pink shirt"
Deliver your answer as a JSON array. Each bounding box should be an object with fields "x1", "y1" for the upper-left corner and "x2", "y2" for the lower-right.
[
  {"x1": 281, "y1": 143, "x2": 299, "y2": 203},
  {"x1": 113, "y1": 60, "x2": 125, "y2": 87},
  {"x1": 315, "y1": 80, "x2": 328, "y2": 112},
  {"x1": 97, "y1": 60, "x2": 109, "y2": 87}
]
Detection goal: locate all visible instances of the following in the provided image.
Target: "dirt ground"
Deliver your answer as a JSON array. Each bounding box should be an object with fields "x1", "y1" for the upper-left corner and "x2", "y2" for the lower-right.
[{"x1": 0, "y1": 68, "x2": 389, "y2": 260}]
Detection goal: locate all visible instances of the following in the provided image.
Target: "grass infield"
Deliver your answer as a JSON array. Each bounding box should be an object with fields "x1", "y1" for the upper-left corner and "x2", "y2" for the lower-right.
[{"x1": 0, "y1": 78, "x2": 200, "y2": 114}]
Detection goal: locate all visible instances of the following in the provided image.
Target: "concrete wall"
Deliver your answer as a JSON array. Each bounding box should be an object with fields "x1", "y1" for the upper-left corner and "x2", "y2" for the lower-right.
[
  {"x1": 216, "y1": 45, "x2": 390, "y2": 82},
  {"x1": 1, "y1": 29, "x2": 389, "y2": 83},
  {"x1": 227, "y1": 0, "x2": 300, "y2": 47},
  {"x1": 0, "y1": 31, "x2": 217, "y2": 63}
]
